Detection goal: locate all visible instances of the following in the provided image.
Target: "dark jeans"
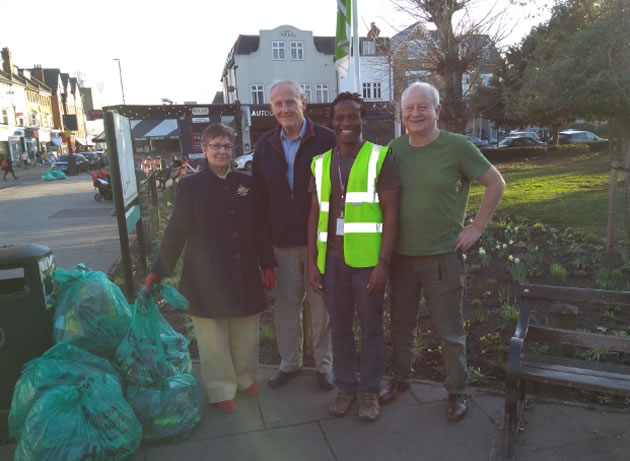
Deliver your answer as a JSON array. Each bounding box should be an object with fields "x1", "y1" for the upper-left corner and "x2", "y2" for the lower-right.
[
  {"x1": 3, "y1": 167, "x2": 16, "y2": 179},
  {"x1": 323, "y1": 254, "x2": 385, "y2": 394}
]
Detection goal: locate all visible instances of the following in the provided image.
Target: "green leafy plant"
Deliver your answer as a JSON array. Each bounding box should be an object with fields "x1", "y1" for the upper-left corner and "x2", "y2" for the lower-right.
[
  {"x1": 498, "y1": 303, "x2": 520, "y2": 331},
  {"x1": 601, "y1": 308, "x2": 619, "y2": 323},
  {"x1": 480, "y1": 332, "x2": 505, "y2": 354},
  {"x1": 478, "y1": 247, "x2": 491, "y2": 268},
  {"x1": 550, "y1": 263, "x2": 568, "y2": 281},
  {"x1": 473, "y1": 309, "x2": 489, "y2": 323},
  {"x1": 526, "y1": 248, "x2": 545, "y2": 276},
  {"x1": 259, "y1": 324, "x2": 275, "y2": 344},
  {"x1": 508, "y1": 255, "x2": 527, "y2": 283},
  {"x1": 414, "y1": 328, "x2": 424, "y2": 357},
  {"x1": 464, "y1": 320, "x2": 472, "y2": 336},
  {"x1": 467, "y1": 366, "x2": 488, "y2": 385},
  {"x1": 581, "y1": 347, "x2": 608, "y2": 362}
]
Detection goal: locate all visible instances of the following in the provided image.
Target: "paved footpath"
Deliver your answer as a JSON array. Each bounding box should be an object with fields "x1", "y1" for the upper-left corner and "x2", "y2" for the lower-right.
[
  {"x1": 0, "y1": 166, "x2": 120, "y2": 273},
  {"x1": 3, "y1": 365, "x2": 628, "y2": 461}
]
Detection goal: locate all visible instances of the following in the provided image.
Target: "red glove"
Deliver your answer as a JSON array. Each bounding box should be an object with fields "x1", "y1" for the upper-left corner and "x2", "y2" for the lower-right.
[
  {"x1": 144, "y1": 272, "x2": 161, "y2": 292},
  {"x1": 263, "y1": 268, "x2": 276, "y2": 291}
]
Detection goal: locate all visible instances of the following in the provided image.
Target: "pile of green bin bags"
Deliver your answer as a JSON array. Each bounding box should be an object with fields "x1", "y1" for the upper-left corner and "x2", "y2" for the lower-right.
[
  {"x1": 116, "y1": 284, "x2": 203, "y2": 441},
  {"x1": 42, "y1": 169, "x2": 67, "y2": 181},
  {"x1": 8, "y1": 266, "x2": 204, "y2": 460}
]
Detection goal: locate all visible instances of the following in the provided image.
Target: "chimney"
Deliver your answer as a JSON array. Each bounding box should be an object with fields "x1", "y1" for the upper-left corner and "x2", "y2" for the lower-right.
[
  {"x1": 31, "y1": 65, "x2": 44, "y2": 82},
  {"x1": 1, "y1": 47, "x2": 13, "y2": 79}
]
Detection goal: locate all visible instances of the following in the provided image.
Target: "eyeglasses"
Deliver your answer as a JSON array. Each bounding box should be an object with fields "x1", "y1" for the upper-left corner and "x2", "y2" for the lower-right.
[{"x1": 203, "y1": 143, "x2": 233, "y2": 151}]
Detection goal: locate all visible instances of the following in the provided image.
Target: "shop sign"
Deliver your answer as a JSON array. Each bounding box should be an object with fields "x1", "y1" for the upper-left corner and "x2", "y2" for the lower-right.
[{"x1": 192, "y1": 107, "x2": 209, "y2": 116}]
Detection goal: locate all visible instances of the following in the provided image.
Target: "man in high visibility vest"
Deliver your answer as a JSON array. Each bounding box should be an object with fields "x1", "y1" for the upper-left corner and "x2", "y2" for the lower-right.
[
  {"x1": 307, "y1": 92, "x2": 399, "y2": 422},
  {"x1": 380, "y1": 82, "x2": 505, "y2": 422}
]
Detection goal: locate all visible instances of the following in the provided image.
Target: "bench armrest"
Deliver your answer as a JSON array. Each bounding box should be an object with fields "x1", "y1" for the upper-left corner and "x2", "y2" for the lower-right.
[{"x1": 513, "y1": 298, "x2": 531, "y2": 340}]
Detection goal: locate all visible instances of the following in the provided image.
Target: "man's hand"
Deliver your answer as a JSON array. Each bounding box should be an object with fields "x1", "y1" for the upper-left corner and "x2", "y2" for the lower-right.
[
  {"x1": 144, "y1": 272, "x2": 161, "y2": 292},
  {"x1": 263, "y1": 268, "x2": 276, "y2": 291},
  {"x1": 367, "y1": 261, "x2": 388, "y2": 293},
  {"x1": 453, "y1": 224, "x2": 483, "y2": 252},
  {"x1": 308, "y1": 262, "x2": 324, "y2": 295}
]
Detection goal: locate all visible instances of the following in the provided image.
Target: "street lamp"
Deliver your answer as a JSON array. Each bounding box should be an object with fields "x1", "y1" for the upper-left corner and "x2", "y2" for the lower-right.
[{"x1": 113, "y1": 58, "x2": 126, "y2": 105}]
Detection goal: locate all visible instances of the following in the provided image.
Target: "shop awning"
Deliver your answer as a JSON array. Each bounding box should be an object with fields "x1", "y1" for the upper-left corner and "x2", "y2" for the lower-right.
[
  {"x1": 75, "y1": 137, "x2": 94, "y2": 146},
  {"x1": 132, "y1": 119, "x2": 180, "y2": 141},
  {"x1": 50, "y1": 138, "x2": 64, "y2": 146},
  {"x1": 92, "y1": 132, "x2": 106, "y2": 143}
]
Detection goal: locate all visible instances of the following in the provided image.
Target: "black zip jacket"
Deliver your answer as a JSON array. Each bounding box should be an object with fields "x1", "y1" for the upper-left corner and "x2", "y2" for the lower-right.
[{"x1": 253, "y1": 117, "x2": 337, "y2": 247}]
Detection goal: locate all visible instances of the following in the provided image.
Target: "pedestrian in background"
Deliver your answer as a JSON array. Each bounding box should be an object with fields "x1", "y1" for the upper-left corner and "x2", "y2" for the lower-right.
[
  {"x1": 253, "y1": 80, "x2": 337, "y2": 391},
  {"x1": 145, "y1": 123, "x2": 277, "y2": 413},
  {"x1": 2, "y1": 155, "x2": 17, "y2": 180}
]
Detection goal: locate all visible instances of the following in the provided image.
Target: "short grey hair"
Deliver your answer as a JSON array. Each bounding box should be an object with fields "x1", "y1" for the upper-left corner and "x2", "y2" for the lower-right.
[
  {"x1": 269, "y1": 80, "x2": 306, "y2": 101},
  {"x1": 401, "y1": 82, "x2": 440, "y2": 108}
]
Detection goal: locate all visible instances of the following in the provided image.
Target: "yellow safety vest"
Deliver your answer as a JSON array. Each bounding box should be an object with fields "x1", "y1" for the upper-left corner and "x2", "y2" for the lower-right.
[{"x1": 310, "y1": 141, "x2": 389, "y2": 273}]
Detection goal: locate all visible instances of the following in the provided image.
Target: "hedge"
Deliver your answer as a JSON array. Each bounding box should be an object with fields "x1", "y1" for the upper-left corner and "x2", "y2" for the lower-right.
[{"x1": 481, "y1": 141, "x2": 608, "y2": 163}]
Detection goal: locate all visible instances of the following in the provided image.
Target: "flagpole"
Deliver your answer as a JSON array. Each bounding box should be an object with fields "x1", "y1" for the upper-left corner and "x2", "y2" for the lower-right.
[{"x1": 352, "y1": 0, "x2": 360, "y2": 92}]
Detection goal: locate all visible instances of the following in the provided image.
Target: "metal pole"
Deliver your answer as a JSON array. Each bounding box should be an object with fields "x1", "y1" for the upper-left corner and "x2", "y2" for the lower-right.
[
  {"x1": 352, "y1": 0, "x2": 360, "y2": 93},
  {"x1": 114, "y1": 58, "x2": 126, "y2": 105}
]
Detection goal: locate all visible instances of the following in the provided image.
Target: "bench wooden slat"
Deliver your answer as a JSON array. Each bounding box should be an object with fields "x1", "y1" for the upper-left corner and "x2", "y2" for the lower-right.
[
  {"x1": 521, "y1": 283, "x2": 630, "y2": 306},
  {"x1": 525, "y1": 354, "x2": 630, "y2": 375},
  {"x1": 521, "y1": 361, "x2": 630, "y2": 395},
  {"x1": 523, "y1": 359, "x2": 630, "y2": 382},
  {"x1": 526, "y1": 326, "x2": 630, "y2": 353}
]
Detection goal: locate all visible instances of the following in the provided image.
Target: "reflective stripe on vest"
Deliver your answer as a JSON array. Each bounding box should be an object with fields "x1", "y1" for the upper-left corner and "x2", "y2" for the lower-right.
[{"x1": 310, "y1": 141, "x2": 388, "y2": 273}]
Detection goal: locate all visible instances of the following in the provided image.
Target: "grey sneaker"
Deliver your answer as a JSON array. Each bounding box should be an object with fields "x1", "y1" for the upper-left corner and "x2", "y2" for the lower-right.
[
  {"x1": 358, "y1": 392, "x2": 380, "y2": 421},
  {"x1": 328, "y1": 389, "x2": 356, "y2": 416}
]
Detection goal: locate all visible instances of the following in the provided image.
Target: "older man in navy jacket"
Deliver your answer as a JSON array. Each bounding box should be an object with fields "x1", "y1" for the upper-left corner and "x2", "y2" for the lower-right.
[{"x1": 253, "y1": 80, "x2": 337, "y2": 390}]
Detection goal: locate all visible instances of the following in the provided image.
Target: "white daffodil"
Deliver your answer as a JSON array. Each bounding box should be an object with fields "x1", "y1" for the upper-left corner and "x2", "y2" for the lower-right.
[
  {"x1": 514, "y1": 258, "x2": 521, "y2": 264},
  {"x1": 509, "y1": 239, "x2": 514, "y2": 245},
  {"x1": 508, "y1": 255, "x2": 514, "y2": 261},
  {"x1": 502, "y1": 243, "x2": 507, "y2": 249},
  {"x1": 479, "y1": 247, "x2": 486, "y2": 255}
]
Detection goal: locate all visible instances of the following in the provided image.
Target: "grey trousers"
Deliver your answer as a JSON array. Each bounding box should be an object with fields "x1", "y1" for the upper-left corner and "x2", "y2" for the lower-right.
[
  {"x1": 273, "y1": 246, "x2": 333, "y2": 373},
  {"x1": 389, "y1": 251, "x2": 468, "y2": 394}
]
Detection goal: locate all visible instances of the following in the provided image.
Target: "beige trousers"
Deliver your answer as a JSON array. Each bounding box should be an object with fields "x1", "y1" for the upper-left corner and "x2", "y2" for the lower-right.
[
  {"x1": 273, "y1": 246, "x2": 332, "y2": 373},
  {"x1": 191, "y1": 314, "x2": 259, "y2": 403}
]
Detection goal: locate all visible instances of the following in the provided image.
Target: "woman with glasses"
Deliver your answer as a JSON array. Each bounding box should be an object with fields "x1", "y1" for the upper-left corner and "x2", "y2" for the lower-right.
[{"x1": 145, "y1": 123, "x2": 277, "y2": 412}]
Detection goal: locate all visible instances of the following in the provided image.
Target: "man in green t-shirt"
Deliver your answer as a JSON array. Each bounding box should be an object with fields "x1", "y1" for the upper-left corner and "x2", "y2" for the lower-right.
[{"x1": 379, "y1": 82, "x2": 505, "y2": 422}]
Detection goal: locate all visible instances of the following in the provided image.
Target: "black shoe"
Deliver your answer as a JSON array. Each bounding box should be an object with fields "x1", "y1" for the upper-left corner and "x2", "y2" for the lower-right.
[
  {"x1": 267, "y1": 369, "x2": 301, "y2": 388},
  {"x1": 317, "y1": 370, "x2": 335, "y2": 391},
  {"x1": 378, "y1": 379, "x2": 411, "y2": 404}
]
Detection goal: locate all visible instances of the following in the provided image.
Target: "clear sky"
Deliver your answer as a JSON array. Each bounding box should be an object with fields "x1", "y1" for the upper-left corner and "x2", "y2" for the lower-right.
[{"x1": 0, "y1": 0, "x2": 549, "y2": 106}]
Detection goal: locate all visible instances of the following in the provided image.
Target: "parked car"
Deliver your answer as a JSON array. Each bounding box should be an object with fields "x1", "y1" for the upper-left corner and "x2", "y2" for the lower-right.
[
  {"x1": 466, "y1": 135, "x2": 488, "y2": 147},
  {"x1": 232, "y1": 151, "x2": 254, "y2": 171},
  {"x1": 52, "y1": 154, "x2": 89, "y2": 173},
  {"x1": 485, "y1": 136, "x2": 547, "y2": 150},
  {"x1": 558, "y1": 130, "x2": 607, "y2": 144},
  {"x1": 79, "y1": 152, "x2": 104, "y2": 169},
  {"x1": 508, "y1": 131, "x2": 543, "y2": 142}
]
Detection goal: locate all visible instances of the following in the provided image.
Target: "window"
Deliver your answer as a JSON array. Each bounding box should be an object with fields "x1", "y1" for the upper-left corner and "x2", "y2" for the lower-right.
[
  {"x1": 315, "y1": 84, "x2": 329, "y2": 103},
  {"x1": 300, "y1": 84, "x2": 312, "y2": 103},
  {"x1": 373, "y1": 82, "x2": 382, "y2": 99},
  {"x1": 250, "y1": 84, "x2": 264, "y2": 104},
  {"x1": 362, "y1": 40, "x2": 375, "y2": 55},
  {"x1": 272, "y1": 41, "x2": 286, "y2": 60},
  {"x1": 408, "y1": 40, "x2": 427, "y2": 59},
  {"x1": 0, "y1": 109, "x2": 8, "y2": 125},
  {"x1": 30, "y1": 112, "x2": 39, "y2": 127},
  {"x1": 362, "y1": 82, "x2": 372, "y2": 99},
  {"x1": 290, "y1": 41, "x2": 304, "y2": 60}
]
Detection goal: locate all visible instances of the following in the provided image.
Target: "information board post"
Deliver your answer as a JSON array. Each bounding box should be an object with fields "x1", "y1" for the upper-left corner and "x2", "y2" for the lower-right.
[{"x1": 103, "y1": 110, "x2": 146, "y2": 300}]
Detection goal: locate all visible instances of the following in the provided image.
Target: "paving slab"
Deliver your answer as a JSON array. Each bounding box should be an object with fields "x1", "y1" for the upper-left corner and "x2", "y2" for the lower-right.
[
  {"x1": 145, "y1": 423, "x2": 335, "y2": 461},
  {"x1": 321, "y1": 397, "x2": 500, "y2": 461},
  {"x1": 517, "y1": 401, "x2": 630, "y2": 451},
  {"x1": 517, "y1": 433, "x2": 630, "y2": 461},
  {"x1": 409, "y1": 381, "x2": 447, "y2": 404},
  {"x1": 188, "y1": 394, "x2": 264, "y2": 441},
  {"x1": 257, "y1": 371, "x2": 336, "y2": 428}
]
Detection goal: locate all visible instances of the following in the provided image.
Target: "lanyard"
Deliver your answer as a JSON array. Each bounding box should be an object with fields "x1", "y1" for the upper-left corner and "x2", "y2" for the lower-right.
[{"x1": 335, "y1": 147, "x2": 345, "y2": 204}]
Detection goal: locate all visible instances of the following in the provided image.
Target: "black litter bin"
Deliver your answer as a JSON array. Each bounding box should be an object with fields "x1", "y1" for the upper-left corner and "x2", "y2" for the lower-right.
[{"x1": 0, "y1": 244, "x2": 56, "y2": 424}]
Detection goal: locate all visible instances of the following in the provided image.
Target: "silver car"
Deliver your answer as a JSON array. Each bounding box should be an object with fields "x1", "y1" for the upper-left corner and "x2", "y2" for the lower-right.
[{"x1": 232, "y1": 151, "x2": 254, "y2": 171}]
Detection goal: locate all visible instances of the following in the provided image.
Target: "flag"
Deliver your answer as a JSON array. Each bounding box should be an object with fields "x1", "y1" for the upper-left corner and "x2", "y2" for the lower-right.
[{"x1": 335, "y1": 0, "x2": 351, "y2": 61}]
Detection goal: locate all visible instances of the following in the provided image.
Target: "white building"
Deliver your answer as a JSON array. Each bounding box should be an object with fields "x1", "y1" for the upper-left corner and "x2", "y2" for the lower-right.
[{"x1": 222, "y1": 25, "x2": 337, "y2": 105}]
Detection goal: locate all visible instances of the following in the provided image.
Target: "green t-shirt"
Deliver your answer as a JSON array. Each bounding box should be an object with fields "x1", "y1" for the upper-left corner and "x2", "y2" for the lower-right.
[{"x1": 390, "y1": 130, "x2": 491, "y2": 256}]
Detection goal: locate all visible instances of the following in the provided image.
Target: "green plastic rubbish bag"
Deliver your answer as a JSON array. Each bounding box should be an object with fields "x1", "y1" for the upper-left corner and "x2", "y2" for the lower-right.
[
  {"x1": 9, "y1": 342, "x2": 119, "y2": 441},
  {"x1": 115, "y1": 284, "x2": 190, "y2": 387},
  {"x1": 50, "y1": 169, "x2": 67, "y2": 180},
  {"x1": 117, "y1": 284, "x2": 203, "y2": 441},
  {"x1": 13, "y1": 374, "x2": 142, "y2": 461},
  {"x1": 53, "y1": 265, "x2": 133, "y2": 357},
  {"x1": 126, "y1": 374, "x2": 204, "y2": 441},
  {"x1": 42, "y1": 171, "x2": 56, "y2": 181}
]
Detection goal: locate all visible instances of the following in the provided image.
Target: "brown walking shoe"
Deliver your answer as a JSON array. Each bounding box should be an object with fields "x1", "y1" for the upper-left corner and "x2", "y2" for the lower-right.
[
  {"x1": 328, "y1": 389, "x2": 356, "y2": 416},
  {"x1": 378, "y1": 379, "x2": 410, "y2": 404},
  {"x1": 446, "y1": 394, "x2": 468, "y2": 422},
  {"x1": 358, "y1": 392, "x2": 380, "y2": 422}
]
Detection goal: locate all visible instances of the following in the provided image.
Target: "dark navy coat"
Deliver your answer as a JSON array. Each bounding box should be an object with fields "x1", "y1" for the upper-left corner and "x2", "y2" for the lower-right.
[
  {"x1": 253, "y1": 117, "x2": 337, "y2": 247},
  {"x1": 152, "y1": 162, "x2": 276, "y2": 318}
]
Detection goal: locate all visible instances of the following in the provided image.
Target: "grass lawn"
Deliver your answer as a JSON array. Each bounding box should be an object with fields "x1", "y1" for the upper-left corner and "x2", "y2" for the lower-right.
[{"x1": 469, "y1": 152, "x2": 612, "y2": 240}]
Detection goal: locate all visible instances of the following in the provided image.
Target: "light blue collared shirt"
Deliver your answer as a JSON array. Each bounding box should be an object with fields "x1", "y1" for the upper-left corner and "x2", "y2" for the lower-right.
[{"x1": 280, "y1": 118, "x2": 307, "y2": 191}]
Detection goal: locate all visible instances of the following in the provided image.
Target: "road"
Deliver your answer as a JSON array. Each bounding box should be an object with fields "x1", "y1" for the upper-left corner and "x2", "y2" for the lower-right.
[{"x1": 0, "y1": 165, "x2": 121, "y2": 273}]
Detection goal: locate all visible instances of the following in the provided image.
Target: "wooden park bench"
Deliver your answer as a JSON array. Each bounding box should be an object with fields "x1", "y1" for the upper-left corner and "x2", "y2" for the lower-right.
[{"x1": 503, "y1": 283, "x2": 630, "y2": 459}]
